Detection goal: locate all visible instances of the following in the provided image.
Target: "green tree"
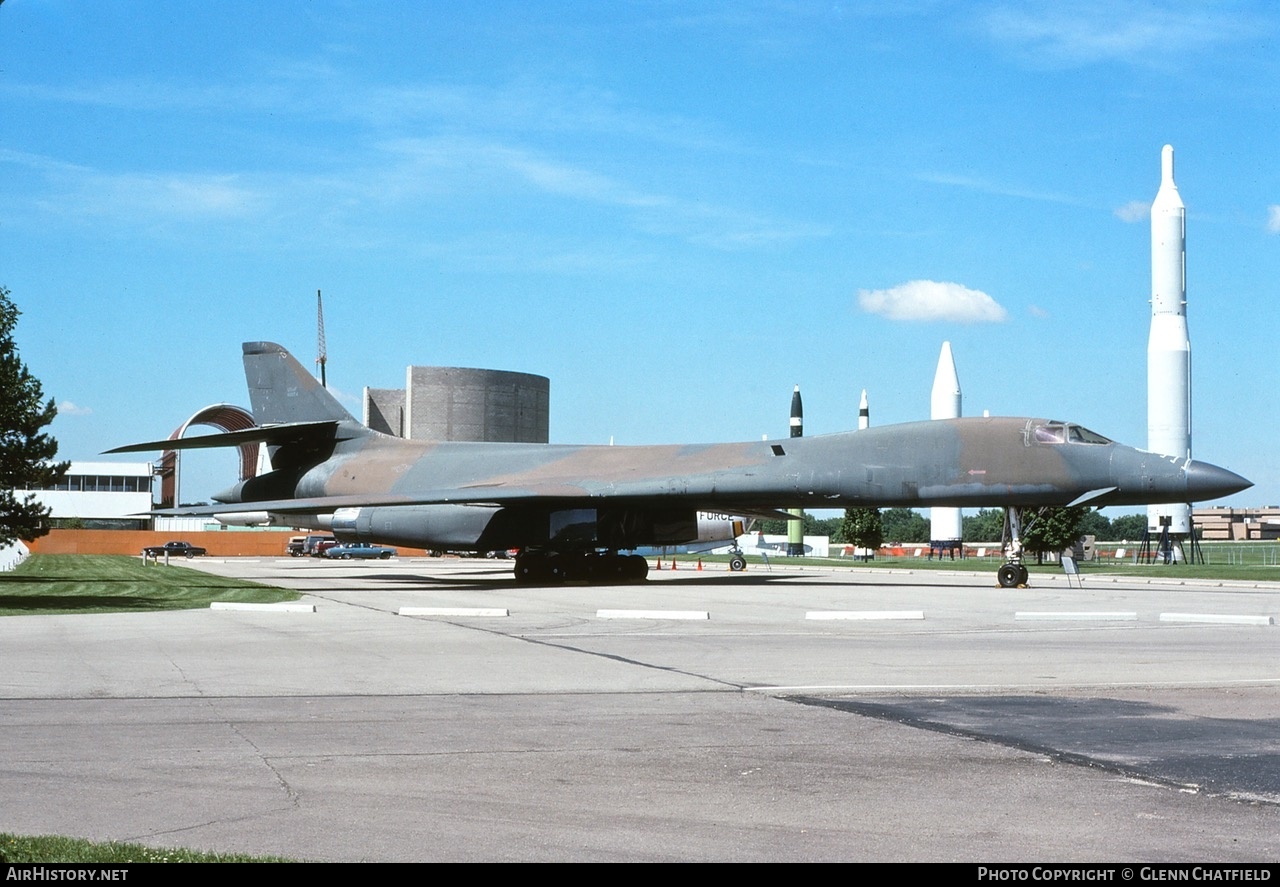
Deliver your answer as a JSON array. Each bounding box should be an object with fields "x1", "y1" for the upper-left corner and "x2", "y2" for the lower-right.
[
  {"x1": 1077, "y1": 508, "x2": 1111, "y2": 540},
  {"x1": 840, "y1": 507, "x2": 883, "y2": 551},
  {"x1": 0, "y1": 287, "x2": 67, "y2": 546},
  {"x1": 807, "y1": 513, "x2": 843, "y2": 541},
  {"x1": 755, "y1": 513, "x2": 842, "y2": 540},
  {"x1": 880, "y1": 507, "x2": 929, "y2": 543},
  {"x1": 1022, "y1": 506, "x2": 1089, "y2": 563},
  {"x1": 963, "y1": 508, "x2": 1007, "y2": 543},
  {"x1": 1108, "y1": 513, "x2": 1148, "y2": 541}
]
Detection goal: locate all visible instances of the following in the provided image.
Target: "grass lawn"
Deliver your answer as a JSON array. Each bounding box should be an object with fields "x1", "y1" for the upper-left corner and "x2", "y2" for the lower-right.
[
  {"x1": 0, "y1": 555, "x2": 299, "y2": 616},
  {"x1": 0, "y1": 832, "x2": 293, "y2": 863}
]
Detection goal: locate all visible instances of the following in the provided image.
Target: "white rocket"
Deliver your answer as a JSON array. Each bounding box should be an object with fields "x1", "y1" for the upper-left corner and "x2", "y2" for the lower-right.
[
  {"x1": 930, "y1": 342, "x2": 962, "y2": 543},
  {"x1": 858, "y1": 389, "x2": 869, "y2": 430},
  {"x1": 1147, "y1": 144, "x2": 1192, "y2": 534}
]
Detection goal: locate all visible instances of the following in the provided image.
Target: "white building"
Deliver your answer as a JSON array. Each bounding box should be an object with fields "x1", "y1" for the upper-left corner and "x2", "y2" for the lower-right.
[{"x1": 17, "y1": 461, "x2": 154, "y2": 530}]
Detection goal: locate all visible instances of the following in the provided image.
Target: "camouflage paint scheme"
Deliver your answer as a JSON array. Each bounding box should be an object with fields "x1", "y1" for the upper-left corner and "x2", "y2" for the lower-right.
[{"x1": 111, "y1": 342, "x2": 1249, "y2": 554}]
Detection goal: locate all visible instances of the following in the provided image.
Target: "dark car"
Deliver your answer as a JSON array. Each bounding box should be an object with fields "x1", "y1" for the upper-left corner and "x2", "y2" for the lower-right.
[
  {"x1": 142, "y1": 541, "x2": 207, "y2": 559},
  {"x1": 321, "y1": 542, "x2": 397, "y2": 560}
]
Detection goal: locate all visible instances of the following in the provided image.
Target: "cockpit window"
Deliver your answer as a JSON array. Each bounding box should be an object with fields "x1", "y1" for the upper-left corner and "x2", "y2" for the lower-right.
[
  {"x1": 1033, "y1": 423, "x2": 1066, "y2": 444},
  {"x1": 1032, "y1": 422, "x2": 1112, "y2": 445},
  {"x1": 1068, "y1": 425, "x2": 1111, "y2": 445}
]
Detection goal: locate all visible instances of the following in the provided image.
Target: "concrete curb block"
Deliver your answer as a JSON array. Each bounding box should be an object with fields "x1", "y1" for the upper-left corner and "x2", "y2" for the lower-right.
[
  {"x1": 210, "y1": 602, "x2": 316, "y2": 613},
  {"x1": 1160, "y1": 612, "x2": 1275, "y2": 626}
]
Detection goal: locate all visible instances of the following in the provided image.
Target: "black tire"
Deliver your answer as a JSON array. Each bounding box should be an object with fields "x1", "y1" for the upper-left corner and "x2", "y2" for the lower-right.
[
  {"x1": 185, "y1": 552, "x2": 194, "y2": 559},
  {"x1": 626, "y1": 555, "x2": 649, "y2": 580},
  {"x1": 545, "y1": 554, "x2": 567, "y2": 583},
  {"x1": 1017, "y1": 565, "x2": 1030, "y2": 586},
  {"x1": 514, "y1": 553, "x2": 545, "y2": 584},
  {"x1": 997, "y1": 564, "x2": 1020, "y2": 588},
  {"x1": 729, "y1": 554, "x2": 747, "y2": 572}
]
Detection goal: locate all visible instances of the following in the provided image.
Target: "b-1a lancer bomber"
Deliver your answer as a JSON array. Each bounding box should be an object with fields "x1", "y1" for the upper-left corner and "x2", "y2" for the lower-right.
[{"x1": 111, "y1": 342, "x2": 1250, "y2": 586}]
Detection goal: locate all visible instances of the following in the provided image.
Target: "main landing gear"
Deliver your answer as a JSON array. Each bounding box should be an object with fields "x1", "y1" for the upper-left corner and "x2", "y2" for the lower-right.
[
  {"x1": 997, "y1": 507, "x2": 1031, "y2": 589},
  {"x1": 514, "y1": 550, "x2": 649, "y2": 585}
]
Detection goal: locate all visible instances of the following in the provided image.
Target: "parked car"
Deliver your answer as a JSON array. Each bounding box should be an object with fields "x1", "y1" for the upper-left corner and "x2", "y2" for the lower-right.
[
  {"x1": 142, "y1": 541, "x2": 207, "y2": 559},
  {"x1": 322, "y1": 542, "x2": 397, "y2": 560},
  {"x1": 302, "y1": 534, "x2": 336, "y2": 556},
  {"x1": 286, "y1": 536, "x2": 306, "y2": 557},
  {"x1": 314, "y1": 539, "x2": 340, "y2": 557}
]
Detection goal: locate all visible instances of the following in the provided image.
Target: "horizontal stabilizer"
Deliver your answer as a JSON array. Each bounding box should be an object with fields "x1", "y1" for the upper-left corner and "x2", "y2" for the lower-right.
[{"x1": 104, "y1": 420, "x2": 344, "y2": 455}]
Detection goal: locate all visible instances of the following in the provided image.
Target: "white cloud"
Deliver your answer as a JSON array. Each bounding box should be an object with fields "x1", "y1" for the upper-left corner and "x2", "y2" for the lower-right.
[
  {"x1": 1267, "y1": 205, "x2": 1280, "y2": 234},
  {"x1": 978, "y1": 1, "x2": 1264, "y2": 68},
  {"x1": 380, "y1": 136, "x2": 828, "y2": 250},
  {"x1": 70, "y1": 172, "x2": 264, "y2": 220},
  {"x1": 57, "y1": 401, "x2": 92, "y2": 416},
  {"x1": 917, "y1": 171, "x2": 1080, "y2": 206},
  {"x1": 858, "y1": 280, "x2": 1008, "y2": 324},
  {"x1": 1115, "y1": 200, "x2": 1149, "y2": 223}
]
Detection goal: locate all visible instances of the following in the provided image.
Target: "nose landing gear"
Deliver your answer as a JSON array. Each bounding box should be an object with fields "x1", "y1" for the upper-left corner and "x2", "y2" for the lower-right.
[{"x1": 997, "y1": 507, "x2": 1032, "y2": 588}]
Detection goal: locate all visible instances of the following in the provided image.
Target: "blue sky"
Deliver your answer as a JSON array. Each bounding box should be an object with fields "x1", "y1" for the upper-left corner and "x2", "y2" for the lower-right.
[{"x1": 2, "y1": 0, "x2": 1276, "y2": 510}]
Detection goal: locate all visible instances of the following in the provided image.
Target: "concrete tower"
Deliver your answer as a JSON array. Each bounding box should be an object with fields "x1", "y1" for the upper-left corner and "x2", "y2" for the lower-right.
[
  {"x1": 786, "y1": 385, "x2": 805, "y2": 557},
  {"x1": 1147, "y1": 144, "x2": 1192, "y2": 534}
]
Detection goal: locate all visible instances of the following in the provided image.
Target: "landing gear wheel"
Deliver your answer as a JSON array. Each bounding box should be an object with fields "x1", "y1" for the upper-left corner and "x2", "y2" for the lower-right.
[
  {"x1": 1017, "y1": 565, "x2": 1029, "y2": 586},
  {"x1": 544, "y1": 554, "x2": 567, "y2": 583},
  {"x1": 997, "y1": 563, "x2": 1021, "y2": 588},
  {"x1": 728, "y1": 554, "x2": 747, "y2": 572},
  {"x1": 514, "y1": 552, "x2": 546, "y2": 584},
  {"x1": 626, "y1": 555, "x2": 649, "y2": 581}
]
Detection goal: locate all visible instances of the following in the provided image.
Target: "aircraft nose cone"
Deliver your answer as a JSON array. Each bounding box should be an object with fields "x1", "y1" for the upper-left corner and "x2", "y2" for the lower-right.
[{"x1": 1184, "y1": 460, "x2": 1252, "y2": 501}]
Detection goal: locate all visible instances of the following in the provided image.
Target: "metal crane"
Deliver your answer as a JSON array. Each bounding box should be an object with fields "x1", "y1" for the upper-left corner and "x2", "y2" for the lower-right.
[{"x1": 316, "y1": 289, "x2": 327, "y2": 388}]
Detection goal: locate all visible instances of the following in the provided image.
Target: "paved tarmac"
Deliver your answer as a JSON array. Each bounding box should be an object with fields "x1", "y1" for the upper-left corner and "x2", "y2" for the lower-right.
[{"x1": 3, "y1": 557, "x2": 1278, "y2": 861}]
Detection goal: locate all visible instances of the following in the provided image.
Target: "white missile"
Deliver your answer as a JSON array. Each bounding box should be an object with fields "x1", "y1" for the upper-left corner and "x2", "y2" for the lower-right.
[
  {"x1": 930, "y1": 342, "x2": 962, "y2": 545},
  {"x1": 858, "y1": 389, "x2": 869, "y2": 430},
  {"x1": 1147, "y1": 144, "x2": 1192, "y2": 534},
  {"x1": 930, "y1": 341, "x2": 961, "y2": 422}
]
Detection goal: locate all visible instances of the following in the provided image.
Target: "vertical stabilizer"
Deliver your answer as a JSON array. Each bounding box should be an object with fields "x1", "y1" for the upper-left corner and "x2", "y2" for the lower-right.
[{"x1": 242, "y1": 341, "x2": 356, "y2": 426}]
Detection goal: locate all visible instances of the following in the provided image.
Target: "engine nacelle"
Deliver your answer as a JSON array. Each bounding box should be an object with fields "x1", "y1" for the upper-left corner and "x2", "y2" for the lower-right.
[
  {"x1": 331, "y1": 505, "x2": 504, "y2": 550},
  {"x1": 695, "y1": 512, "x2": 747, "y2": 544},
  {"x1": 213, "y1": 511, "x2": 278, "y2": 528},
  {"x1": 329, "y1": 504, "x2": 749, "y2": 552}
]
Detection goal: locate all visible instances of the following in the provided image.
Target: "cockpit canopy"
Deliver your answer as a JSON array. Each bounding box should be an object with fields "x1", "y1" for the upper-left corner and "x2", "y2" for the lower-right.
[{"x1": 1030, "y1": 421, "x2": 1112, "y2": 446}]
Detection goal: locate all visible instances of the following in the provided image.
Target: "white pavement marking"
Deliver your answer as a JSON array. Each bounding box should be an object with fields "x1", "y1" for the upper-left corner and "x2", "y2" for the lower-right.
[{"x1": 1160, "y1": 612, "x2": 1275, "y2": 626}]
